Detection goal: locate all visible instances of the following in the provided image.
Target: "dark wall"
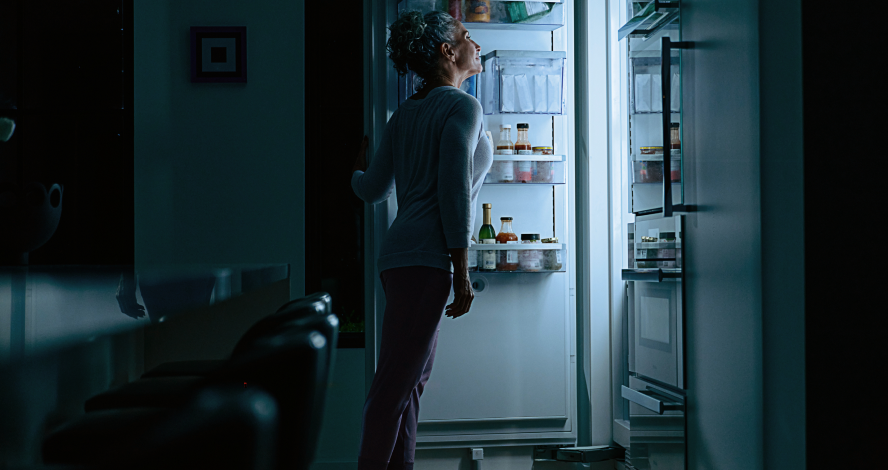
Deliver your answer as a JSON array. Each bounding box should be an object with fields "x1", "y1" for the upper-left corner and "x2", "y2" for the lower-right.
[
  {"x1": 803, "y1": 4, "x2": 881, "y2": 468},
  {"x1": 1, "y1": 0, "x2": 134, "y2": 265},
  {"x1": 304, "y1": 2, "x2": 365, "y2": 330}
]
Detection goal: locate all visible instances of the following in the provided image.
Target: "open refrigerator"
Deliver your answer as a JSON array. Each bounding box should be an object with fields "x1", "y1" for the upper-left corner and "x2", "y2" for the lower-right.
[{"x1": 365, "y1": 0, "x2": 578, "y2": 449}]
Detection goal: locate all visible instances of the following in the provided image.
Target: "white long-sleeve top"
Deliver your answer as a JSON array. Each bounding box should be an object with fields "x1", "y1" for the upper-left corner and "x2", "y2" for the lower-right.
[{"x1": 351, "y1": 86, "x2": 493, "y2": 274}]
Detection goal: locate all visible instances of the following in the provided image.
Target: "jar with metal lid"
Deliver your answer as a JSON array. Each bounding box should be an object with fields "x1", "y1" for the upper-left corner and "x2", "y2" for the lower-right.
[
  {"x1": 542, "y1": 237, "x2": 562, "y2": 270},
  {"x1": 519, "y1": 233, "x2": 543, "y2": 272},
  {"x1": 532, "y1": 146, "x2": 554, "y2": 155},
  {"x1": 640, "y1": 146, "x2": 664, "y2": 155}
]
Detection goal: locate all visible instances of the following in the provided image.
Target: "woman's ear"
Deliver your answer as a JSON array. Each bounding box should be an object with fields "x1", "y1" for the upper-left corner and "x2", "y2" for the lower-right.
[{"x1": 439, "y1": 41, "x2": 456, "y2": 63}]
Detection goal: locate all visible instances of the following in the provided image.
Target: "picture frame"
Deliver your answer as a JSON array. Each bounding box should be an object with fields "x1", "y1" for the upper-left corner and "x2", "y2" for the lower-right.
[{"x1": 190, "y1": 26, "x2": 247, "y2": 83}]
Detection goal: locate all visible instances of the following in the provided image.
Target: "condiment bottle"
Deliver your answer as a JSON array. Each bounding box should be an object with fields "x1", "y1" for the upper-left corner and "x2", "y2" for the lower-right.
[
  {"x1": 465, "y1": 0, "x2": 490, "y2": 22},
  {"x1": 496, "y1": 125, "x2": 515, "y2": 183},
  {"x1": 481, "y1": 239, "x2": 497, "y2": 271},
  {"x1": 515, "y1": 123, "x2": 533, "y2": 182},
  {"x1": 495, "y1": 217, "x2": 519, "y2": 271},
  {"x1": 670, "y1": 123, "x2": 681, "y2": 151}
]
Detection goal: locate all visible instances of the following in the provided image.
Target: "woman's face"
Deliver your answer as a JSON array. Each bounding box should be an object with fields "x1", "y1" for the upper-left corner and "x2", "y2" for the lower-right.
[{"x1": 451, "y1": 23, "x2": 482, "y2": 78}]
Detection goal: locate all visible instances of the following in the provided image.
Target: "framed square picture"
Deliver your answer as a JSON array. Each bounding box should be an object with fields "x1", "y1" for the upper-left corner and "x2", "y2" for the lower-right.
[{"x1": 191, "y1": 26, "x2": 247, "y2": 83}]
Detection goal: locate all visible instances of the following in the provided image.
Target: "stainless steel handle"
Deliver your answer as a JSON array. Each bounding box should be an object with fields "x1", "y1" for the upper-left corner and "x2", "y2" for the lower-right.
[
  {"x1": 621, "y1": 385, "x2": 684, "y2": 414},
  {"x1": 661, "y1": 36, "x2": 674, "y2": 218},
  {"x1": 622, "y1": 269, "x2": 682, "y2": 282}
]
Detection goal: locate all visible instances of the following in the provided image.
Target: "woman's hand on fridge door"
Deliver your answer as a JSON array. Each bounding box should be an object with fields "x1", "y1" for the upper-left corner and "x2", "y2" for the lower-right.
[
  {"x1": 446, "y1": 247, "x2": 474, "y2": 319},
  {"x1": 351, "y1": 135, "x2": 369, "y2": 174}
]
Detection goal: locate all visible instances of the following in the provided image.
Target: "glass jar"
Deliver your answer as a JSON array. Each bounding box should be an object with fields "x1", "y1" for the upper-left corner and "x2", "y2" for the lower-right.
[
  {"x1": 465, "y1": 0, "x2": 490, "y2": 22},
  {"x1": 640, "y1": 146, "x2": 664, "y2": 155},
  {"x1": 519, "y1": 233, "x2": 543, "y2": 272},
  {"x1": 496, "y1": 217, "x2": 519, "y2": 271},
  {"x1": 532, "y1": 146, "x2": 554, "y2": 155},
  {"x1": 542, "y1": 237, "x2": 562, "y2": 270}
]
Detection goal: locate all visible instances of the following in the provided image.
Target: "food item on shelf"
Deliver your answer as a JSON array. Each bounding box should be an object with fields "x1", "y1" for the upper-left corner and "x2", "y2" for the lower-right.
[
  {"x1": 669, "y1": 157, "x2": 681, "y2": 182},
  {"x1": 517, "y1": 161, "x2": 533, "y2": 183},
  {"x1": 505, "y1": 2, "x2": 553, "y2": 23},
  {"x1": 640, "y1": 146, "x2": 664, "y2": 155},
  {"x1": 658, "y1": 231, "x2": 676, "y2": 268},
  {"x1": 542, "y1": 237, "x2": 562, "y2": 270},
  {"x1": 515, "y1": 123, "x2": 532, "y2": 154},
  {"x1": 448, "y1": 0, "x2": 463, "y2": 21},
  {"x1": 496, "y1": 125, "x2": 515, "y2": 182},
  {"x1": 515, "y1": 123, "x2": 533, "y2": 182},
  {"x1": 481, "y1": 239, "x2": 497, "y2": 271},
  {"x1": 534, "y1": 161, "x2": 555, "y2": 183},
  {"x1": 519, "y1": 233, "x2": 543, "y2": 272},
  {"x1": 468, "y1": 240, "x2": 478, "y2": 272},
  {"x1": 479, "y1": 203, "x2": 497, "y2": 241},
  {"x1": 670, "y1": 122, "x2": 681, "y2": 150},
  {"x1": 532, "y1": 146, "x2": 554, "y2": 155},
  {"x1": 496, "y1": 217, "x2": 519, "y2": 271},
  {"x1": 637, "y1": 236, "x2": 658, "y2": 268},
  {"x1": 479, "y1": 204, "x2": 497, "y2": 272},
  {"x1": 465, "y1": 0, "x2": 490, "y2": 22}
]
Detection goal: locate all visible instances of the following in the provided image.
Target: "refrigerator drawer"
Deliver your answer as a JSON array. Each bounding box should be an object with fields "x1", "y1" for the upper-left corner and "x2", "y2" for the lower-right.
[{"x1": 631, "y1": 279, "x2": 683, "y2": 389}]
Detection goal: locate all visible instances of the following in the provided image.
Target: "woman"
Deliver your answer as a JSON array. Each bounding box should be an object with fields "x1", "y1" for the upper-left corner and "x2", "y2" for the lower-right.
[{"x1": 350, "y1": 10, "x2": 492, "y2": 470}]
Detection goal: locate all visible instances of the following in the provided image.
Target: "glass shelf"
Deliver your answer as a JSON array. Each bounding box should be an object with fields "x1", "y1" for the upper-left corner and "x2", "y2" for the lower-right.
[
  {"x1": 398, "y1": 0, "x2": 565, "y2": 31},
  {"x1": 493, "y1": 154, "x2": 564, "y2": 162},
  {"x1": 471, "y1": 243, "x2": 566, "y2": 273}
]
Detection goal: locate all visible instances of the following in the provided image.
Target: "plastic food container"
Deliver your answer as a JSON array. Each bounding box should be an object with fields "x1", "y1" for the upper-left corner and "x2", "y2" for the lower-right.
[
  {"x1": 519, "y1": 233, "x2": 543, "y2": 271},
  {"x1": 633, "y1": 158, "x2": 681, "y2": 184},
  {"x1": 542, "y1": 237, "x2": 562, "y2": 270}
]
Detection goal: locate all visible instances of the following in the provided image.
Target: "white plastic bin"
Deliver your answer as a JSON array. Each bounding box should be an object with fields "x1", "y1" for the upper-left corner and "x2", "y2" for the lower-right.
[{"x1": 480, "y1": 50, "x2": 566, "y2": 115}]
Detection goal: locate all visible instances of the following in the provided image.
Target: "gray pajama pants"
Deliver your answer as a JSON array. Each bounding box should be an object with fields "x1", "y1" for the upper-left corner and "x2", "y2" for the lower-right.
[{"x1": 358, "y1": 266, "x2": 454, "y2": 470}]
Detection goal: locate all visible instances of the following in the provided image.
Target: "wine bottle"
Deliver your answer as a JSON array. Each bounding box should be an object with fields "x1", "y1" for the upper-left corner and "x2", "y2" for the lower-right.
[{"x1": 479, "y1": 203, "x2": 496, "y2": 240}]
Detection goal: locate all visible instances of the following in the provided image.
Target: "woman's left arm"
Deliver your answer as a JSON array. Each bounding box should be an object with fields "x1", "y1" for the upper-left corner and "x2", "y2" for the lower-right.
[{"x1": 351, "y1": 124, "x2": 395, "y2": 204}]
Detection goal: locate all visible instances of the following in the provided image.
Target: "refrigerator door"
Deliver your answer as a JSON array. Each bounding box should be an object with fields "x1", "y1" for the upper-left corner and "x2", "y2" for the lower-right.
[{"x1": 624, "y1": 2, "x2": 686, "y2": 216}]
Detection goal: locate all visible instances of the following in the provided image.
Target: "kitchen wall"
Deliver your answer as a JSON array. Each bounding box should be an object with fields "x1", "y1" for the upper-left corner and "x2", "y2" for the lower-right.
[{"x1": 133, "y1": 0, "x2": 305, "y2": 298}]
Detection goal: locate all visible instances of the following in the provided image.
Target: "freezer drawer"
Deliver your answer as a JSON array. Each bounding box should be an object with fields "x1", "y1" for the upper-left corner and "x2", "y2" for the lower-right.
[
  {"x1": 625, "y1": 376, "x2": 685, "y2": 470},
  {"x1": 630, "y1": 279, "x2": 683, "y2": 389}
]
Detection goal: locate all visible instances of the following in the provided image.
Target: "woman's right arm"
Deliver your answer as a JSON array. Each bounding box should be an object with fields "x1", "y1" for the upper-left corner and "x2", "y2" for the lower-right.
[{"x1": 351, "y1": 123, "x2": 395, "y2": 204}]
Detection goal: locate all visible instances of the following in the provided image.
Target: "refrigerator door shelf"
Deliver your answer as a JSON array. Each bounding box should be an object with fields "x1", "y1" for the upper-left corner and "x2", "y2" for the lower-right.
[
  {"x1": 492, "y1": 155, "x2": 565, "y2": 162},
  {"x1": 485, "y1": 160, "x2": 565, "y2": 184}
]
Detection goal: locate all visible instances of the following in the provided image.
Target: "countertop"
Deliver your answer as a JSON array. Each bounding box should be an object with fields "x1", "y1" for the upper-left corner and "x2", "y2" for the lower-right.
[{"x1": 0, "y1": 263, "x2": 289, "y2": 365}]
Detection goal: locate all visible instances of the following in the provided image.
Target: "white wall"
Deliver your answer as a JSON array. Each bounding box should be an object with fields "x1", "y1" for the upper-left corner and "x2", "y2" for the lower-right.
[{"x1": 133, "y1": 0, "x2": 305, "y2": 299}]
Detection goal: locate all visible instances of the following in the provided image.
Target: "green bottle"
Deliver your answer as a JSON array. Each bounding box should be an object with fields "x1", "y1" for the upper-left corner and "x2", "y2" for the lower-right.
[{"x1": 479, "y1": 203, "x2": 496, "y2": 241}]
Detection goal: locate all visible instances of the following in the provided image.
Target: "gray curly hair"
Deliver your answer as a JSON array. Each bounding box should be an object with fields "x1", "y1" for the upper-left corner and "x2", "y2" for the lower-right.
[{"x1": 387, "y1": 10, "x2": 459, "y2": 90}]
